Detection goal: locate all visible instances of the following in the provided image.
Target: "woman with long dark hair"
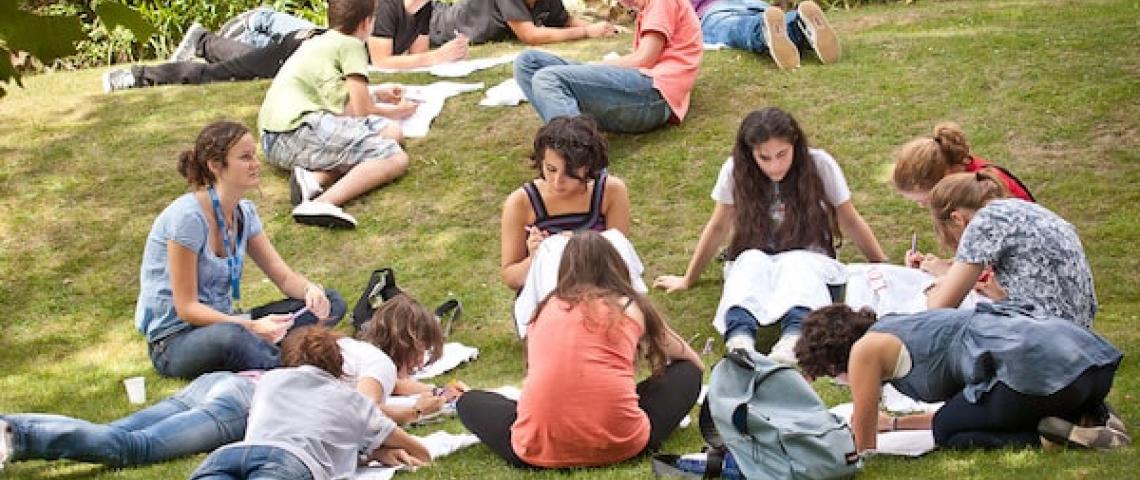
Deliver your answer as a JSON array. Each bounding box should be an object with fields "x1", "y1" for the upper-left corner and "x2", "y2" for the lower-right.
[{"x1": 655, "y1": 107, "x2": 887, "y2": 364}]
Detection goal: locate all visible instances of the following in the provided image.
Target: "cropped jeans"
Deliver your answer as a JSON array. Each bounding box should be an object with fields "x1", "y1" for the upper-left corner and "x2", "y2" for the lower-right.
[
  {"x1": 3, "y1": 372, "x2": 254, "y2": 467},
  {"x1": 513, "y1": 49, "x2": 673, "y2": 134}
]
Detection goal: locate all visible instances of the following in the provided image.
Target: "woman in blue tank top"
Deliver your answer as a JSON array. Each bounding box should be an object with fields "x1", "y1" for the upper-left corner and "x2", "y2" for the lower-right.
[
  {"x1": 500, "y1": 116, "x2": 631, "y2": 291},
  {"x1": 794, "y1": 304, "x2": 1127, "y2": 454}
]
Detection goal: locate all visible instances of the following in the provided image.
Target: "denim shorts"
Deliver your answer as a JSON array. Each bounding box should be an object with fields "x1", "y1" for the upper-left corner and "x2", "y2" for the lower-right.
[{"x1": 262, "y1": 112, "x2": 402, "y2": 171}]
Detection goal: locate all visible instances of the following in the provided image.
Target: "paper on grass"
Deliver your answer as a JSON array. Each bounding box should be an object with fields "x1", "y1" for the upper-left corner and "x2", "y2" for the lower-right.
[
  {"x1": 368, "y1": 53, "x2": 517, "y2": 78},
  {"x1": 370, "y1": 82, "x2": 483, "y2": 138},
  {"x1": 829, "y1": 403, "x2": 936, "y2": 457},
  {"x1": 479, "y1": 78, "x2": 527, "y2": 107},
  {"x1": 353, "y1": 431, "x2": 481, "y2": 479}
]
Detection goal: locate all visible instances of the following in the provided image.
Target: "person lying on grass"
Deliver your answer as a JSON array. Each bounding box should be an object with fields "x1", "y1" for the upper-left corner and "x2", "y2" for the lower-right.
[
  {"x1": 459, "y1": 230, "x2": 704, "y2": 469},
  {"x1": 188, "y1": 327, "x2": 430, "y2": 479},
  {"x1": 1, "y1": 290, "x2": 454, "y2": 470},
  {"x1": 794, "y1": 304, "x2": 1128, "y2": 453}
]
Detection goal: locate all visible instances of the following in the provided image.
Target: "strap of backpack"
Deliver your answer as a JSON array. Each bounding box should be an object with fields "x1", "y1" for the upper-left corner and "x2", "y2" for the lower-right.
[
  {"x1": 704, "y1": 445, "x2": 727, "y2": 479},
  {"x1": 699, "y1": 395, "x2": 724, "y2": 449}
]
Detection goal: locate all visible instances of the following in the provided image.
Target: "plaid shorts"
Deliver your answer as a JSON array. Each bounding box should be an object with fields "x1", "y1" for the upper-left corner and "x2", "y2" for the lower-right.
[{"x1": 262, "y1": 112, "x2": 402, "y2": 171}]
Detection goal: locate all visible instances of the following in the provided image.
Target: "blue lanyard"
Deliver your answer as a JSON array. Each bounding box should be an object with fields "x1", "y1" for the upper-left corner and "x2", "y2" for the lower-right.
[{"x1": 207, "y1": 187, "x2": 243, "y2": 305}]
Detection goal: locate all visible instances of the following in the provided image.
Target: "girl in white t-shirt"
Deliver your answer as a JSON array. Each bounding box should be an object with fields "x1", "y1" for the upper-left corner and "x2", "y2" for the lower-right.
[{"x1": 654, "y1": 108, "x2": 887, "y2": 364}]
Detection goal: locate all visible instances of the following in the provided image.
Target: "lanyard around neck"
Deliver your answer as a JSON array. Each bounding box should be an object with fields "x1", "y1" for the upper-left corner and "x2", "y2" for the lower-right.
[{"x1": 207, "y1": 186, "x2": 242, "y2": 304}]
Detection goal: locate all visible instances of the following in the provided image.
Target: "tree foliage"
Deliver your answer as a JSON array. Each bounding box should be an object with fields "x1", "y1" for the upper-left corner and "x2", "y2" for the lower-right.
[{"x1": 0, "y1": 0, "x2": 153, "y2": 97}]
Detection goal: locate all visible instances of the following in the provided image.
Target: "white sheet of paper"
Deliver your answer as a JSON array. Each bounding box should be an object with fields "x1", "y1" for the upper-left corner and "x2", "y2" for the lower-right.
[
  {"x1": 368, "y1": 53, "x2": 517, "y2": 78},
  {"x1": 370, "y1": 82, "x2": 483, "y2": 138},
  {"x1": 479, "y1": 78, "x2": 527, "y2": 107},
  {"x1": 353, "y1": 431, "x2": 481, "y2": 479},
  {"x1": 829, "y1": 403, "x2": 936, "y2": 457}
]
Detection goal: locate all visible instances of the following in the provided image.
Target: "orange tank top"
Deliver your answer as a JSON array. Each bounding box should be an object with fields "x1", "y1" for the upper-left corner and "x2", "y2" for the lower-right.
[{"x1": 510, "y1": 297, "x2": 650, "y2": 467}]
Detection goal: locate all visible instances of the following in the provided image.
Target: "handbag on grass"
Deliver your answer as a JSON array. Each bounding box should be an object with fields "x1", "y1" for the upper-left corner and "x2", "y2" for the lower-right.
[{"x1": 351, "y1": 268, "x2": 397, "y2": 330}]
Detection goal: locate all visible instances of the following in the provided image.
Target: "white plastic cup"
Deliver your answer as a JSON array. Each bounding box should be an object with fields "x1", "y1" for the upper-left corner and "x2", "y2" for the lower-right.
[{"x1": 124, "y1": 376, "x2": 146, "y2": 405}]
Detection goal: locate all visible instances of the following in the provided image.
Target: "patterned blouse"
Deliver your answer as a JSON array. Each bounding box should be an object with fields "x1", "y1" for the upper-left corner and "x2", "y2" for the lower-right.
[{"x1": 956, "y1": 199, "x2": 1097, "y2": 328}]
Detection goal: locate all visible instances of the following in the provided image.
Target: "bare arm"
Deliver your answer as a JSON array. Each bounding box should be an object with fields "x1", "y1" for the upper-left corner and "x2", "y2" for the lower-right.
[
  {"x1": 376, "y1": 428, "x2": 431, "y2": 464},
  {"x1": 653, "y1": 202, "x2": 735, "y2": 292},
  {"x1": 344, "y1": 75, "x2": 417, "y2": 120},
  {"x1": 848, "y1": 334, "x2": 898, "y2": 452},
  {"x1": 597, "y1": 31, "x2": 665, "y2": 69},
  {"x1": 246, "y1": 232, "x2": 330, "y2": 319},
  {"x1": 603, "y1": 176, "x2": 632, "y2": 236},
  {"x1": 366, "y1": 35, "x2": 467, "y2": 69},
  {"x1": 926, "y1": 261, "x2": 984, "y2": 309},
  {"x1": 835, "y1": 201, "x2": 888, "y2": 262},
  {"x1": 500, "y1": 189, "x2": 534, "y2": 290},
  {"x1": 506, "y1": 18, "x2": 616, "y2": 45}
]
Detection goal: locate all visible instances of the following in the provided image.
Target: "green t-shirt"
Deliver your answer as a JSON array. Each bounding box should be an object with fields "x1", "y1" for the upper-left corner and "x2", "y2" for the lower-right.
[{"x1": 258, "y1": 30, "x2": 369, "y2": 133}]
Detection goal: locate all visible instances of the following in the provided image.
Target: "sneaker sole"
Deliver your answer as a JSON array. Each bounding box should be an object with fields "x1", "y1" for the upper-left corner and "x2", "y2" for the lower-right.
[
  {"x1": 798, "y1": 1, "x2": 841, "y2": 64},
  {"x1": 763, "y1": 7, "x2": 800, "y2": 70},
  {"x1": 293, "y1": 212, "x2": 356, "y2": 229}
]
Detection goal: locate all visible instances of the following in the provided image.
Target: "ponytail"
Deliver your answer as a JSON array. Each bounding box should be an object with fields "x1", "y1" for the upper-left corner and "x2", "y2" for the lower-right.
[
  {"x1": 928, "y1": 171, "x2": 1007, "y2": 248},
  {"x1": 179, "y1": 120, "x2": 250, "y2": 189},
  {"x1": 893, "y1": 121, "x2": 973, "y2": 193}
]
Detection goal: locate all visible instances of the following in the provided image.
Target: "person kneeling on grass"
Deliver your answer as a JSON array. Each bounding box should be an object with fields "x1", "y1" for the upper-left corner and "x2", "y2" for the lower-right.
[
  {"x1": 457, "y1": 231, "x2": 704, "y2": 469},
  {"x1": 259, "y1": 0, "x2": 418, "y2": 229},
  {"x1": 795, "y1": 304, "x2": 1129, "y2": 453},
  {"x1": 190, "y1": 327, "x2": 430, "y2": 479}
]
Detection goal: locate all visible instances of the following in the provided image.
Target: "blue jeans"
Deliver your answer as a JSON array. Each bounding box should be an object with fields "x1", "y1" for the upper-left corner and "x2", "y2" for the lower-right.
[
  {"x1": 3, "y1": 372, "x2": 253, "y2": 467},
  {"x1": 700, "y1": 0, "x2": 806, "y2": 53},
  {"x1": 724, "y1": 305, "x2": 810, "y2": 340},
  {"x1": 190, "y1": 445, "x2": 315, "y2": 480},
  {"x1": 149, "y1": 291, "x2": 347, "y2": 379},
  {"x1": 240, "y1": 8, "x2": 316, "y2": 48},
  {"x1": 513, "y1": 49, "x2": 673, "y2": 134}
]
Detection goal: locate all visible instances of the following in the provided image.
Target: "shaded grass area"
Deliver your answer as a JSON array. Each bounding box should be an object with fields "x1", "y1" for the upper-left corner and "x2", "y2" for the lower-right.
[{"x1": 0, "y1": 0, "x2": 1137, "y2": 478}]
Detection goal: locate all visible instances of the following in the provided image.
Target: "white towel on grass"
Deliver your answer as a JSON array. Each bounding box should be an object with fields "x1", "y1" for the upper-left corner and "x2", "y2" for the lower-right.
[{"x1": 413, "y1": 342, "x2": 479, "y2": 380}]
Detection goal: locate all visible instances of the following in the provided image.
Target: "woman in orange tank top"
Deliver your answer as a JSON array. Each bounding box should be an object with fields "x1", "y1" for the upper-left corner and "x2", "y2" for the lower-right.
[{"x1": 457, "y1": 231, "x2": 704, "y2": 468}]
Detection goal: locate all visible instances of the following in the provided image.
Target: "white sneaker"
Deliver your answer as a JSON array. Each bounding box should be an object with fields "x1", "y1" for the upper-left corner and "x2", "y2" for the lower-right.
[
  {"x1": 102, "y1": 68, "x2": 136, "y2": 93},
  {"x1": 1, "y1": 418, "x2": 12, "y2": 471},
  {"x1": 289, "y1": 167, "x2": 323, "y2": 206},
  {"x1": 768, "y1": 333, "x2": 801, "y2": 366},
  {"x1": 169, "y1": 22, "x2": 206, "y2": 63},
  {"x1": 292, "y1": 201, "x2": 356, "y2": 229},
  {"x1": 725, "y1": 335, "x2": 756, "y2": 353}
]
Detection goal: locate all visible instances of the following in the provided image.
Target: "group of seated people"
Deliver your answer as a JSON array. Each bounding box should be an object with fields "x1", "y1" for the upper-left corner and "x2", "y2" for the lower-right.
[
  {"x1": 2, "y1": 0, "x2": 1129, "y2": 477},
  {"x1": 100, "y1": 0, "x2": 842, "y2": 229}
]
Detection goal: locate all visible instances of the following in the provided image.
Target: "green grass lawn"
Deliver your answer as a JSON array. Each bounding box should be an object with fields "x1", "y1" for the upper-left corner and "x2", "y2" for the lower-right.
[{"x1": 1, "y1": 0, "x2": 1137, "y2": 478}]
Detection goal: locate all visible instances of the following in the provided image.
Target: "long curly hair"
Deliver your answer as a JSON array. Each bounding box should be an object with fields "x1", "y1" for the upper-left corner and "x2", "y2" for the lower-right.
[
  {"x1": 280, "y1": 326, "x2": 346, "y2": 378},
  {"x1": 530, "y1": 231, "x2": 671, "y2": 376},
  {"x1": 355, "y1": 293, "x2": 444, "y2": 375},
  {"x1": 726, "y1": 108, "x2": 839, "y2": 260},
  {"x1": 794, "y1": 304, "x2": 877, "y2": 380}
]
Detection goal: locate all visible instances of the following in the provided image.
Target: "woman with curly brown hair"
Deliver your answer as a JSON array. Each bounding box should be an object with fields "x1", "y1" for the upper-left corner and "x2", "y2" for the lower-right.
[
  {"x1": 794, "y1": 304, "x2": 1127, "y2": 453},
  {"x1": 654, "y1": 107, "x2": 886, "y2": 365}
]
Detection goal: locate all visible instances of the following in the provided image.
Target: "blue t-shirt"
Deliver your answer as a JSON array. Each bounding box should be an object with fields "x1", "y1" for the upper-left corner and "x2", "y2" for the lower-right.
[{"x1": 134, "y1": 193, "x2": 263, "y2": 343}]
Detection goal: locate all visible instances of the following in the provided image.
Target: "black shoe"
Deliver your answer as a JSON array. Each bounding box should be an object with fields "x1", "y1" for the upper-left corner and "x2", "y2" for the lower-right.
[
  {"x1": 434, "y1": 299, "x2": 462, "y2": 338},
  {"x1": 1038, "y1": 416, "x2": 1131, "y2": 450}
]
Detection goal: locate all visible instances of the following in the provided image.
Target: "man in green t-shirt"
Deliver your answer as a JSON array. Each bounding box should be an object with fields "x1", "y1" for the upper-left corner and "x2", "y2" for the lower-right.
[{"x1": 259, "y1": 0, "x2": 417, "y2": 229}]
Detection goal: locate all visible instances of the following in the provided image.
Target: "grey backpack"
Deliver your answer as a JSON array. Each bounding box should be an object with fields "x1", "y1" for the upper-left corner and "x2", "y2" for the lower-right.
[{"x1": 704, "y1": 350, "x2": 861, "y2": 479}]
